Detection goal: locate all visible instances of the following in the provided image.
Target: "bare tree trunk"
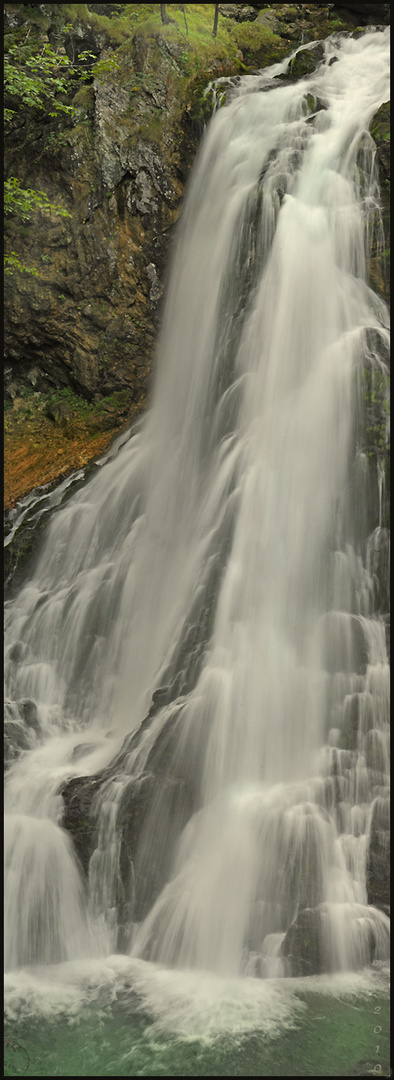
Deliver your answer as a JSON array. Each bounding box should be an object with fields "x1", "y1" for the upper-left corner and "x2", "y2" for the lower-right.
[
  {"x1": 160, "y1": 4, "x2": 171, "y2": 24},
  {"x1": 181, "y1": 4, "x2": 188, "y2": 35},
  {"x1": 212, "y1": 3, "x2": 219, "y2": 38}
]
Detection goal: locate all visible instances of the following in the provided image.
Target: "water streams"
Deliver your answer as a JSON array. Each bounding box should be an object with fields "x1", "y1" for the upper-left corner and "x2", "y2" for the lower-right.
[{"x1": 4, "y1": 27, "x2": 390, "y2": 1057}]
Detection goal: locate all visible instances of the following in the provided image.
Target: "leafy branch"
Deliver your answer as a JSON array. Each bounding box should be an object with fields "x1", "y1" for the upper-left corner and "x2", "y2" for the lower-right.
[
  {"x1": 4, "y1": 42, "x2": 74, "y2": 121},
  {"x1": 4, "y1": 178, "x2": 70, "y2": 276},
  {"x1": 4, "y1": 20, "x2": 120, "y2": 277},
  {"x1": 4, "y1": 177, "x2": 69, "y2": 223}
]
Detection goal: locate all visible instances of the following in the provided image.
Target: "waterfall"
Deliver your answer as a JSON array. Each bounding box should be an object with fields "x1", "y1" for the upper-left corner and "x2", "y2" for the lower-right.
[{"x1": 4, "y1": 28, "x2": 390, "y2": 994}]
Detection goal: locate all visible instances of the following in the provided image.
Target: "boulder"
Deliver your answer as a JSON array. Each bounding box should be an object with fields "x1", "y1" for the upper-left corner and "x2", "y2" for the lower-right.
[
  {"x1": 281, "y1": 906, "x2": 325, "y2": 976},
  {"x1": 288, "y1": 43, "x2": 325, "y2": 80}
]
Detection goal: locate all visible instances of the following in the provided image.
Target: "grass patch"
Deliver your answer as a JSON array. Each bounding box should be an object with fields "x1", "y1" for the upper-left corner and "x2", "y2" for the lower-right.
[
  {"x1": 228, "y1": 20, "x2": 288, "y2": 68},
  {"x1": 6, "y1": 383, "x2": 133, "y2": 428},
  {"x1": 60, "y1": 3, "x2": 157, "y2": 47},
  {"x1": 117, "y1": 4, "x2": 238, "y2": 76},
  {"x1": 329, "y1": 16, "x2": 349, "y2": 31}
]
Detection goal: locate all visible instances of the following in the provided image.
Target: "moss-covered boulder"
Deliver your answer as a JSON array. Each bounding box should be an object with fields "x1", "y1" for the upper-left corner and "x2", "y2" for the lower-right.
[
  {"x1": 229, "y1": 20, "x2": 288, "y2": 68},
  {"x1": 288, "y1": 42, "x2": 325, "y2": 79}
]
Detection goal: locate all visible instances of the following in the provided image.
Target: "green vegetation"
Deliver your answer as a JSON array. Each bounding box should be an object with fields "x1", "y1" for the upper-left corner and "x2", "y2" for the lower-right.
[
  {"x1": 4, "y1": 40, "x2": 74, "y2": 124},
  {"x1": 72, "y1": 83, "x2": 95, "y2": 108},
  {"x1": 329, "y1": 16, "x2": 348, "y2": 31},
  {"x1": 6, "y1": 189, "x2": 71, "y2": 277},
  {"x1": 370, "y1": 101, "x2": 390, "y2": 143},
  {"x1": 4, "y1": 9, "x2": 119, "y2": 276},
  {"x1": 5, "y1": 177, "x2": 69, "y2": 225},
  {"x1": 228, "y1": 20, "x2": 287, "y2": 68},
  {"x1": 45, "y1": 384, "x2": 101, "y2": 422},
  {"x1": 3, "y1": 4, "x2": 240, "y2": 275},
  {"x1": 5, "y1": 383, "x2": 133, "y2": 439},
  {"x1": 4, "y1": 31, "x2": 74, "y2": 275},
  {"x1": 114, "y1": 3, "x2": 239, "y2": 77}
]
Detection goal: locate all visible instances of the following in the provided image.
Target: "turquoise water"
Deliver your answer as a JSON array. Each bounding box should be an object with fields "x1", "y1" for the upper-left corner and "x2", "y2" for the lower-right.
[{"x1": 4, "y1": 961, "x2": 390, "y2": 1076}]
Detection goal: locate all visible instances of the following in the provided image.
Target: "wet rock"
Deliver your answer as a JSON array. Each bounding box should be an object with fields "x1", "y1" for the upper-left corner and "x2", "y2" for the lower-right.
[
  {"x1": 366, "y1": 795, "x2": 390, "y2": 913},
  {"x1": 365, "y1": 729, "x2": 388, "y2": 775},
  {"x1": 151, "y1": 685, "x2": 172, "y2": 706},
  {"x1": 318, "y1": 612, "x2": 369, "y2": 676},
  {"x1": 5, "y1": 719, "x2": 33, "y2": 767},
  {"x1": 4, "y1": 699, "x2": 40, "y2": 768},
  {"x1": 71, "y1": 741, "x2": 103, "y2": 762},
  {"x1": 61, "y1": 774, "x2": 101, "y2": 875},
  {"x1": 288, "y1": 43, "x2": 325, "y2": 80},
  {"x1": 281, "y1": 901, "x2": 378, "y2": 976},
  {"x1": 16, "y1": 698, "x2": 40, "y2": 731},
  {"x1": 281, "y1": 906, "x2": 325, "y2": 976},
  {"x1": 339, "y1": 694, "x2": 359, "y2": 750},
  {"x1": 146, "y1": 262, "x2": 164, "y2": 307},
  {"x1": 117, "y1": 770, "x2": 194, "y2": 923},
  {"x1": 369, "y1": 101, "x2": 390, "y2": 299}
]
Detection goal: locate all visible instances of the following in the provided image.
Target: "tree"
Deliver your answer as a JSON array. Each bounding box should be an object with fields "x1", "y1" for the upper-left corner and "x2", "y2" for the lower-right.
[
  {"x1": 4, "y1": 40, "x2": 75, "y2": 124},
  {"x1": 212, "y1": 3, "x2": 219, "y2": 38},
  {"x1": 4, "y1": 37, "x2": 75, "y2": 274},
  {"x1": 160, "y1": 5, "x2": 174, "y2": 25},
  {"x1": 181, "y1": 5, "x2": 188, "y2": 35}
]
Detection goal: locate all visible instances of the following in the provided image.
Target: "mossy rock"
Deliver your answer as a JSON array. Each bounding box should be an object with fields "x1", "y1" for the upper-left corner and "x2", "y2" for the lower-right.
[
  {"x1": 230, "y1": 21, "x2": 288, "y2": 69},
  {"x1": 370, "y1": 100, "x2": 390, "y2": 199},
  {"x1": 288, "y1": 43, "x2": 325, "y2": 80},
  {"x1": 186, "y1": 72, "x2": 219, "y2": 130}
]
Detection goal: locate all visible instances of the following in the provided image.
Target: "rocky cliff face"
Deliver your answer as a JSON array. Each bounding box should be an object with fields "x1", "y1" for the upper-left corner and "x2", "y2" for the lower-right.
[
  {"x1": 4, "y1": 11, "x2": 202, "y2": 408},
  {"x1": 4, "y1": 3, "x2": 390, "y2": 509}
]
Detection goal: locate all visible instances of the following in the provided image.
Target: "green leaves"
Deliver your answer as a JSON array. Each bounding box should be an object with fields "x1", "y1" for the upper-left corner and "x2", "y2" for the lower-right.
[
  {"x1": 4, "y1": 34, "x2": 77, "y2": 274},
  {"x1": 92, "y1": 56, "x2": 121, "y2": 83},
  {"x1": 4, "y1": 251, "x2": 39, "y2": 277},
  {"x1": 4, "y1": 22, "x2": 120, "y2": 278},
  {"x1": 4, "y1": 178, "x2": 70, "y2": 275},
  {"x1": 4, "y1": 42, "x2": 74, "y2": 121},
  {"x1": 4, "y1": 177, "x2": 70, "y2": 223}
]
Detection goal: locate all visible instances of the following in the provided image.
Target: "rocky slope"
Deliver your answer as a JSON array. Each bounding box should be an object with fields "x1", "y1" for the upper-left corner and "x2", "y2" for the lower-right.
[{"x1": 4, "y1": 2, "x2": 390, "y2": 508}]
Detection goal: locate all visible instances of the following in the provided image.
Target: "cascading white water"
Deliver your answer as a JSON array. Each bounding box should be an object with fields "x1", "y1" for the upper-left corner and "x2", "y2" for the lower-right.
[{"x1": 4, "y1": 28, "x2": 390, "y2": 991}]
